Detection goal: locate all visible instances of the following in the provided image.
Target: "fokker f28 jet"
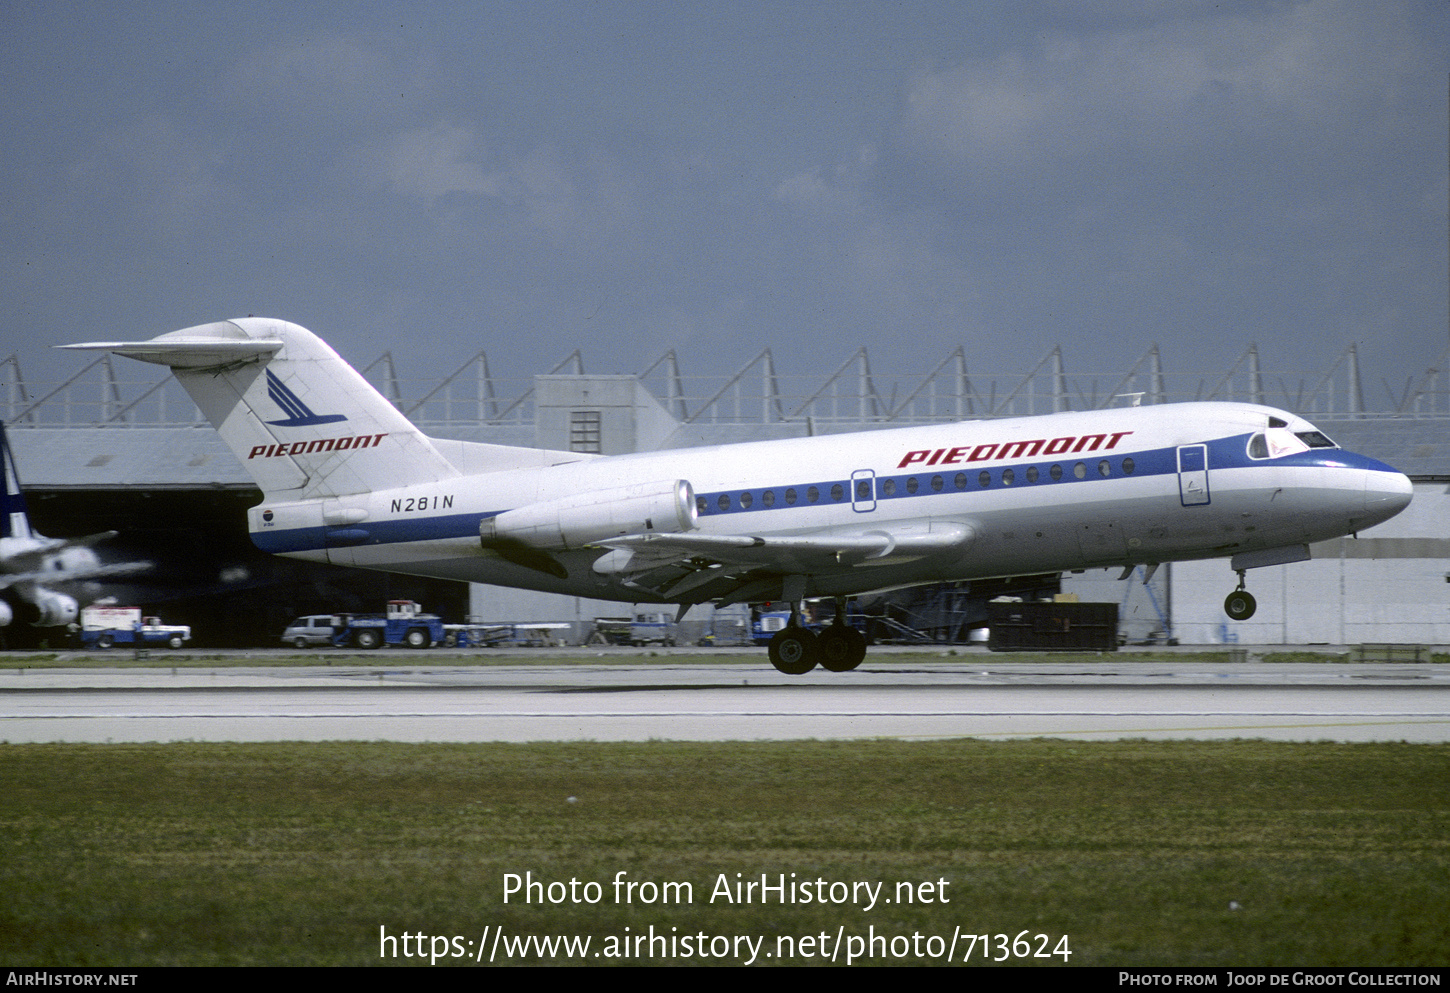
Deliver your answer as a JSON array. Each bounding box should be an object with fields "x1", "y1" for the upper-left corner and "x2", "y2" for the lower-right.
[{"x1": 65, "y1": 319, "x2": 1413, "y2": 673}]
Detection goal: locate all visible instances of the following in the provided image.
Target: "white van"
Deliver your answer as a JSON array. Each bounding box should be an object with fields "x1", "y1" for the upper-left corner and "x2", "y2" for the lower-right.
[{"x1": 281, "y1": 615, "x2": 340, "y2": 648}]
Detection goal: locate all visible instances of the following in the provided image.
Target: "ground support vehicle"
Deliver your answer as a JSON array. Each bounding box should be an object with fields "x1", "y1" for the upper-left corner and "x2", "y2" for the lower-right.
[
  {"x1": 282, "y1": 600, "x2": 447, "y2": 649},
  {"x1": 80, "y1": 606, "x2": 191, "y2": 649}
]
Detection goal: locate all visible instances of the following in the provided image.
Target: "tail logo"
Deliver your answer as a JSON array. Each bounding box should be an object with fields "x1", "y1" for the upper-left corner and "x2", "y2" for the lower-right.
[{"x1": 265, "y1": 370, "x2": 348, "y2": 427}]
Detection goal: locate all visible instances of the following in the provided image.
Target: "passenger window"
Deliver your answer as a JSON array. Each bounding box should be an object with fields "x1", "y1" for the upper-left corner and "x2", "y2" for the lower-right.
[
  {"x1": 1122, "y1": 458, "x2": 1135, "y2": 475},
  {"x1": 717, "y1": 494, "x2": 731, "y2": 511},
  {"x1": 1050, "y1": 464, "x2": 1063, "y2": 482},
  {"x1": 1002, "y1": 468, "x2": 1015, "y2": 486},
  {"x1": 830, "y1": 484, "x2": 844, "y2": 502},
  {"x1": 931, "y1": 475, "x2": 944, "y2": 492},
  {"x1": 881, "y1": 479, "x2": 896, "y2": 497},
  {"x1": 856, "y1": 480, "x2": 871, "y2": 500},
  {"x1": 762, "y1": 489, "x2": 775, "y2": 508},
  {"x1": 739, "y1": 491, "x2": 753, "y2": 509},
  {"x1": 785, "y1": 488, "x2": 797, "y2": 505},
  {"x1": 1074, "y1": 463, "x2": 1086, "y2": 479},
  {"x1": 1026, "y1": 466, "x2": 1038, "y2": 483},
  {"x1": 978, "y1": 470, "x2": 991, "y2": 488},
  {"x1": 906, "y1": 477, "x2": 919, "y2": 494},
  {"x1": 1098, "y1": 460, "x2": 1110, "y2": 477},
  {"x1": 807, "y1": 486, "x2": 819, "y2": 503},
  {"x1": 697, "y1": 496, "x2": 707, "y2": 514},
  {"x1": 954, "y1": 472, "x2": 967, "y2": 490}
]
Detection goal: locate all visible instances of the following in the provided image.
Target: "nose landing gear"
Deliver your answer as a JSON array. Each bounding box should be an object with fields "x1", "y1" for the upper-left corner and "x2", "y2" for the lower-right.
[{"x1": 1224, "y1": 570, "x2": 1257, "y2": 620}]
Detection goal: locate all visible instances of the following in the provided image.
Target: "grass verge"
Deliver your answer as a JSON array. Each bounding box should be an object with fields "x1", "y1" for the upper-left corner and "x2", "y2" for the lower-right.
[{"x1": 1, "y1": 739, "x2": 1446, "y2": 966}]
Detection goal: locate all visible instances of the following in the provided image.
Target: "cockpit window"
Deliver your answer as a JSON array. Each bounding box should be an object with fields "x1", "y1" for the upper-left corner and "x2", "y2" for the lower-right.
[
  {"x1": 1269, "y1": 416, "x2": 1289, "y2": 428},
  {"x1": 1262, "y1": 428, "x2": 1312, "y2": 458},
  {"x1": 1295, "y1": 431, "x2": 1337, "y2": 449},
  {"x1": 1248, "y1": 433, "x2": 1269, "y2": 459}
]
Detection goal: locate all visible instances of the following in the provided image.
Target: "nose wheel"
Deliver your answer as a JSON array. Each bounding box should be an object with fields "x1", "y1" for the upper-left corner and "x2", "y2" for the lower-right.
[{"x1": 1224, "y1": 571, "x2": 1257, "y2": 620}]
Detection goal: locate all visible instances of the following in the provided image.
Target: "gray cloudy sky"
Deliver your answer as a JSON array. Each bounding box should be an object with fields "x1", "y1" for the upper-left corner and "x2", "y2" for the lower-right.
[{"x1": 4, "y1": 1, "x2": 1447, "y2": 406}]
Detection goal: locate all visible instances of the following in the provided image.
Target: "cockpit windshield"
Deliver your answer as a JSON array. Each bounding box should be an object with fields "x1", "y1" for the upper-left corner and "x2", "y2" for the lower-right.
[
  {"x1": 1295, "y1": 431, "x2": 1337, "y2": 449},
  {"x1": 1247, "y1": 424, "x2": 1340, "y2": 460}
]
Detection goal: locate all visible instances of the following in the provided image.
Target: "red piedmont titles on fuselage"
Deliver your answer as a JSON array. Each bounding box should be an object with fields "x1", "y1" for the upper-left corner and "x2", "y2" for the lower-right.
[{"x1": 896, "y1": 431, "x2": 1133, "y2": 470}]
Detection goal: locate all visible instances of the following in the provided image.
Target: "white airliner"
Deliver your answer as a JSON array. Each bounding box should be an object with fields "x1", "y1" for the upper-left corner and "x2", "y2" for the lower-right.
[
  {"x1": 0, "y1": 421, "x2": 148, "y2": 630},
  {"x1": 65, "y1": 318, "x2": 1413, "y2": 672}
]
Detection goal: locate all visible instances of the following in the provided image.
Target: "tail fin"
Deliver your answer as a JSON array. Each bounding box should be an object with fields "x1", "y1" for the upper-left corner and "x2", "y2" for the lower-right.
[
  {"x1": 0, "y1": 421, "x2": 34, "y2": 541},
  {"x1": 63, "y1": 319, "x2": 459, "y2": 499}
]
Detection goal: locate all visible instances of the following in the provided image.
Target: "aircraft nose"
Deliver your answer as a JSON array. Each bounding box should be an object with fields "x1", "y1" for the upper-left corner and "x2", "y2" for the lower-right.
[{"x1": 1364, "y1": 469, "x2": 1412, "y2": 522}]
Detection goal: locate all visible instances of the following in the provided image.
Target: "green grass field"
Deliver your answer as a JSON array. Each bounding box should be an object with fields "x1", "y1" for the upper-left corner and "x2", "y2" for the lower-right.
[{"x1": 1, "y1": 738, "x2": 1446, "y2": 966}]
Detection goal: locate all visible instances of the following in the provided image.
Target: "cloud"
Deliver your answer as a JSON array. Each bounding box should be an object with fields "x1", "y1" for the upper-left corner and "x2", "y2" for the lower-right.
[
  {"x1": 894, "y1": 0, "x2": 1432, "y2": 180},
  {"x1": 220, "y1": 33, "x2": 425, "y2": 132}
]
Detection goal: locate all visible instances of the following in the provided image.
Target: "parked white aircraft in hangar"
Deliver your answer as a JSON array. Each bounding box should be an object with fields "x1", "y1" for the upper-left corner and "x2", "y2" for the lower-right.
[
  {"x1": 0, "y1": 421, "x2": 147, "y2": 630},
  {"x1": 65, "y1": 319, "x2": 1413, "y2": 673}
]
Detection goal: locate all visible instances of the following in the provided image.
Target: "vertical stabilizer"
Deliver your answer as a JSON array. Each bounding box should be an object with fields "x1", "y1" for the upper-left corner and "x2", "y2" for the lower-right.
[
  {"x1": 0, "y1": 422, "x2": 33, "y2": 541},
  {"x1": 62, "y1": 319, "x2": 460, "y2": 499}
]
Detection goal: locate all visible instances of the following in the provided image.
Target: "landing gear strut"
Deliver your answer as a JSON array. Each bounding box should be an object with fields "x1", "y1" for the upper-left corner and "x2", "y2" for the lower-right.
[{"x1": 1224, "y1": 570, "x2": 1257, "y2": 621}]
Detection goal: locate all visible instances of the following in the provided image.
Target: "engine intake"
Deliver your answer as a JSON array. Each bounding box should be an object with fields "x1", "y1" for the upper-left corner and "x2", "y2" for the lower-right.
[
  {"x1": 17, "y1": 589, "x2": 79, "y2": 627},
  {"x1": 480, "y1": 480, "x2": 696, "y2": 551}
]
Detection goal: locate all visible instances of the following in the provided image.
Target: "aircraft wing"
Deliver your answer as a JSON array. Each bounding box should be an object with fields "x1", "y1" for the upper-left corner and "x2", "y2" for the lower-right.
[
  {"x1": 0, "y1": 560, "x2": 151, "y2": 590},
  {"x1": 592, "y1": 521, "x2": 975, "y2": 604},
  {"x1": 0, "y1": 533, "x2": 150, "y2": 590}
]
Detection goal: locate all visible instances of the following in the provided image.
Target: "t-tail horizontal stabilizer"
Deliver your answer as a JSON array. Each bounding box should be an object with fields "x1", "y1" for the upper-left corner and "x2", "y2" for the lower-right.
[{"x1": 62, "y1": 318, "x2": 460, "y2": 499}]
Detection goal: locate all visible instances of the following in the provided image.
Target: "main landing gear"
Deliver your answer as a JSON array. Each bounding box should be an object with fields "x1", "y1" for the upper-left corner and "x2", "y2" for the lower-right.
[
  {"x1": 1224, "y1": 570, "x2": 1257, "y2": 621},
  {"x1": 766, "y1": 599, "x2": 867, "y2": 675}
]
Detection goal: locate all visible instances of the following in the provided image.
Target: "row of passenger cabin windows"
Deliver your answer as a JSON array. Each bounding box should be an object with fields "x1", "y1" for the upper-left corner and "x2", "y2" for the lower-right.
[{"x1": 701, "y1": 457, "x2": 1138, "y2": 512}]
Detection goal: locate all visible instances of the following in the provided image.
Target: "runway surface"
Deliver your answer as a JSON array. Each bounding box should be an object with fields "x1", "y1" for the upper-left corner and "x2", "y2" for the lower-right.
[{"x1": 3, "y1": 650, "x2": 1449, "y2": 743}]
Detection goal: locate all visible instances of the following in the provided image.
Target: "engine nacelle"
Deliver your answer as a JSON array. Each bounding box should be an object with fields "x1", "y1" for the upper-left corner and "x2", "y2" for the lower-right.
[
  {"x1": 480, "y1": 480, "x2": 697, "y2": 551},
  {"x1": 17, "y1": 588, "x2": 79, "y2": 627}
]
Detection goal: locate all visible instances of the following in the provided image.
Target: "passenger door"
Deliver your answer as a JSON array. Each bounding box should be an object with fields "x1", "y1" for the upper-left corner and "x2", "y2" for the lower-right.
[{"x1": 1177, "y1": 445, "x2": 1210, "y2": 506}]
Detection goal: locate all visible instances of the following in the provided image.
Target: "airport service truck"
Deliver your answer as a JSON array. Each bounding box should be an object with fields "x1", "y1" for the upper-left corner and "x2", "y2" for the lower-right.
[
  {"x1": 282, "y1": 600, "x2": 447, "y2": 649},
  {"x1": 80, "y1": 606, "x2": 192, "y2": 649}
]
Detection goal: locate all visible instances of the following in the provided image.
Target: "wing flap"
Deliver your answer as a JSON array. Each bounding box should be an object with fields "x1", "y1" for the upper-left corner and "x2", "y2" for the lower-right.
[
  {"x1": 589, "y1": 521, "x2": 976, "y2": 603},
  {"x1": 599, "y1": 521, "x2": 974, "y2": 570}
]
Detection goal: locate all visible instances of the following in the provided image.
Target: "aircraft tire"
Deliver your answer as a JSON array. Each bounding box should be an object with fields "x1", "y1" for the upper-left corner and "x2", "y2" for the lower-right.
[
  {"x1": 1224, "y1": 590, "x2": 1257, "y2": 621},
  {"x1": 819, "y1": 626, "x2": 867, "y2": 672},
  {"x1": 768, "y1": 628, "x2": 819, "y2": 675}
]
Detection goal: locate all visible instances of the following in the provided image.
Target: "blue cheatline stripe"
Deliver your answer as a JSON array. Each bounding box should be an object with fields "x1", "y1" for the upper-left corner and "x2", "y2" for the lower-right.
[
  {"x1": 249, "y1": 436, "x2": 1400, "y2": 553},
  {"x1": 251, "y1": 511, "x2": 493, "y2": 555},
  {"x1": 692, "y1": 435, "x2": 1401, "y2": 518}
]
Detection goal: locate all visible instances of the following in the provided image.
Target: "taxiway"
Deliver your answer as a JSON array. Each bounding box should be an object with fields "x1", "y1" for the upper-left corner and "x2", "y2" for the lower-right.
[{"x1": 2, "y1": 650, "x2": 1447, "y2": 743}]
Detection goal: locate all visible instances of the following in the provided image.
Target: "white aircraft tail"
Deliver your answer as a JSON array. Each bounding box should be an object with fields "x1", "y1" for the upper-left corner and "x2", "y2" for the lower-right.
[
  {"x1": 63, "y1": 319, "x2": 461, "y2": 499},
  {"x1": 0, "y1": 421, "x2": 35, "y2": 541}
]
